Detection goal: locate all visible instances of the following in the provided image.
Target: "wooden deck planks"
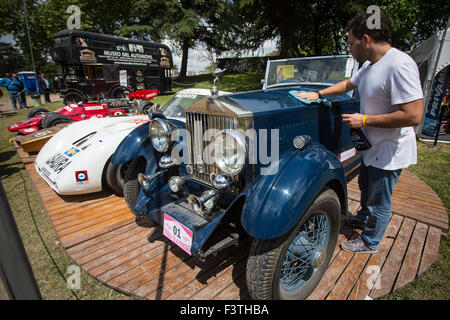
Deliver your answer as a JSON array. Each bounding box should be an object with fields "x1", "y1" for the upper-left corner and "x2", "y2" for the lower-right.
[
  {"x1": 418, "y1": 226, "x2": 442, "y2": 277},
  {"x1": 369, "y1": 218, "x2": 416, "y2": 299},
  {"x1": 14, "y1": 144, "x2": 448, "y2": 300},
  {"x1": 394, "y1": 222, "x2": 428, "y2": 291}
]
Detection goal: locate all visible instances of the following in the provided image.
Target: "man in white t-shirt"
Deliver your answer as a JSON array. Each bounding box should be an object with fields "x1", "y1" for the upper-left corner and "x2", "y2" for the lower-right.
[{"x1": 296, "y1": 13, "x2": 423, "y2": 253}]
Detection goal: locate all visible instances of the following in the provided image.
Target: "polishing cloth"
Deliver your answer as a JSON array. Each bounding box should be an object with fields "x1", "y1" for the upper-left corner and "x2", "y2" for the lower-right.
[{"x1": 289, "y1": 90, "x2": 332, "y2": 107}]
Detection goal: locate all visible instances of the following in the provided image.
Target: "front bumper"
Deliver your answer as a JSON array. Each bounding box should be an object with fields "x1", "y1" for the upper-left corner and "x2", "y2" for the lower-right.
[{"x1": 137, "y1": 169, "x2": 240, "y2": 260}]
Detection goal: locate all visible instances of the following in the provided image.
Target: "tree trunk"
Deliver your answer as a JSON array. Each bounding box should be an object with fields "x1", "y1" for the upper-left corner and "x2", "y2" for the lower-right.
[
  {"x1": 278, "y1": 0, "x2": 300, "y2": 58},
  {"x1": 179, "y1": 38, "x2": 190, "y2": 79}
]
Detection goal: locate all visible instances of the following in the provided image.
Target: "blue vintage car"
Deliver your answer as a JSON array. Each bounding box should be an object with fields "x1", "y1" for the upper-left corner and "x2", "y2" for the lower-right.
[{"x1": 113, "y1": 56, "x2": 362, "y2": 300}]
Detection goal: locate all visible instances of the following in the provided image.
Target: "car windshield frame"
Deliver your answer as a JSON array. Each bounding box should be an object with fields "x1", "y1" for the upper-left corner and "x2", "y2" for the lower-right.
[
  {"x1": 159, "y1": 92, "x2": 210, "y2": 118},
  {"x1": 263, "y1": 55, "x2": 358, "y2": 96}
]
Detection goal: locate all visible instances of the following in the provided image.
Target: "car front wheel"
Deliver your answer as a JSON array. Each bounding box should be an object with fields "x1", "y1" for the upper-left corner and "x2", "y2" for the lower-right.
[
  {"x1": 41, "y1": 112, "x2": 73, "y2": 128},
  {"x1": 123, "y1": 157, "x2": 147, "y2": 215},
  {"x1": 246, "y1": 187, "x2": 340, "y2": 300},
  {"x1": 105, "y1": 160, "x2": 130, "y2": 195},
  {"x1": 28, "y1": 108, "x2": 49, "y2": 118}
]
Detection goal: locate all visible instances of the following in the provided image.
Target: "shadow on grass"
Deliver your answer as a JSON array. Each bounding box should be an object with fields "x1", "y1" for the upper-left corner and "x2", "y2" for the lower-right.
[
  {"x1": 0, "y1": 150, "x2": 17, "y2": 163},
  {"x1": 0, "y1": 161, "x2": 23, "y2": 179}
]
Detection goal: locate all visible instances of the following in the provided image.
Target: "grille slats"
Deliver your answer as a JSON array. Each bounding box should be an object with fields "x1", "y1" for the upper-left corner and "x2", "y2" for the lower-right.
[{"x1": 186, "y1": 112, "x2": 239, "y2": 189}]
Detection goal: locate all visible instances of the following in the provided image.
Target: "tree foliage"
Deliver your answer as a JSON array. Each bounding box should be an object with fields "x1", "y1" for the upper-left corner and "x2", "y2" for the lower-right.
[
  {"x1": 0, "y1": 42, "x2": 25, "y2": 75},
  {"x1": 230, "y1": 0, "x2": 449, "y2": 57},
  {"x1": 0, "y1": 0, "x2": 448, "y2": 77},
  {"x1": 120, "y1": 0, "x2": 233, "y2": 78}
]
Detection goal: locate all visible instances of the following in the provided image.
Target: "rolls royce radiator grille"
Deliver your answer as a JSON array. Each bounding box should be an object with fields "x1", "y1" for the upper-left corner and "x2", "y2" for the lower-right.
[{"x1": 185, "y1": 112, "x2": 240, "y2": 190}]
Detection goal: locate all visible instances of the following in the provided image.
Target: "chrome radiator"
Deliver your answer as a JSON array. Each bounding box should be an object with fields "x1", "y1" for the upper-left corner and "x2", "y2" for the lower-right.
[{"x1": 185, "y1": 111, "x2": 240, "y2": 187}]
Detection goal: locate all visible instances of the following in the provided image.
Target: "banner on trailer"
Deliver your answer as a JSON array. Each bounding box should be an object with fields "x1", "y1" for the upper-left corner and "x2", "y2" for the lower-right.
[{"x1": 421, "y1": 66, "x2": 450, "y2": 137}]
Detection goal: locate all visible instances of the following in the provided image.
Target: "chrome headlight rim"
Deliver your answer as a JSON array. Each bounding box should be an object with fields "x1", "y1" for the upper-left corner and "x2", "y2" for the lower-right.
[
  {"x1": 149, "y1": 118, "x2": 172, "y2": 153},
  {"x1": 211, "y1": 129, "x2": 247, "y2": 176}
]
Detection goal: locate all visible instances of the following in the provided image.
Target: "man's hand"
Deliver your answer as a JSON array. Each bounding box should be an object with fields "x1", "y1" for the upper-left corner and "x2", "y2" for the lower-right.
[
  {"x1": 342, "y1": 113, "x2": 364, "y2": 129},
  {"x1": 296, "y1": 91, "x2": 319, "y2": 101}
]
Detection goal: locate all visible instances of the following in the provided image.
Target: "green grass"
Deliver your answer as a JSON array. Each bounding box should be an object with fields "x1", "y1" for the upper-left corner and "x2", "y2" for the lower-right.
[
  {"x1": 1, "y1": 87, "x2": 8, "y2": 102},
  {"x1": 0, "y1": 105, "x2": 130, "y2": 300},
  {"x1": 0, "y1": 73, "x2": 448, "y2": 300}
]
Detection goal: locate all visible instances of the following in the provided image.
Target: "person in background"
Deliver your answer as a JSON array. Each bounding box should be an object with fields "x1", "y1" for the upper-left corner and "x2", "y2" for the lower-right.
[
  {"x1": 1, "y1": 73, "x2": 26, "y2": 110},
  {"x1": 38, "y1": 72, "x2": 51, "y2": 103},
  {"x1": 13, "y1": 73, "x2": 27, "y2": 108}
]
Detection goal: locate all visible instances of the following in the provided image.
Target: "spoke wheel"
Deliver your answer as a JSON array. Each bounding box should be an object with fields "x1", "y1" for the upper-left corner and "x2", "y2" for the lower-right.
[{"x1": 280, "y1": 212, "x2": 330, "y2": 294}]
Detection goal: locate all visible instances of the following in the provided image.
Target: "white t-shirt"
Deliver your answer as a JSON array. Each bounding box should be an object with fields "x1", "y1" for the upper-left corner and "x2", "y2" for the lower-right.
[{"x1": 351, "y1": 48, "x2": 423, "y2": 170}]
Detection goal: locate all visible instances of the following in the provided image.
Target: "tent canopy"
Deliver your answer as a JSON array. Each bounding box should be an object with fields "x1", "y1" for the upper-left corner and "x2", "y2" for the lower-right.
[
  {"x1": 410, "y1": 25, "x2": 450, "y2": 140},
  {"x1": 411, "y1": 27, "x2": 450, "y2": 89}
]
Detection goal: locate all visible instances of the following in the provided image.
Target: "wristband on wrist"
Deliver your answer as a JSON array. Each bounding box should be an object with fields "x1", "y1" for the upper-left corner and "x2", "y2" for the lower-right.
[
  {"x1": 316, "y1": 90, "x2": 323, "y2": 99},
  {"x1": 362, "y1": 115, "x2": 367, "y2": 127}
]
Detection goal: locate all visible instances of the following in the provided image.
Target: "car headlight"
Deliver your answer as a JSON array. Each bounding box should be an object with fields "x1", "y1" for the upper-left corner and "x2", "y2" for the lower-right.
[
  {"x1": 211, "y1": 129, "x2": 246, "y2": 176},
  {"x1": 150, "y1": 118, "x2": 171, "y2": 152}
]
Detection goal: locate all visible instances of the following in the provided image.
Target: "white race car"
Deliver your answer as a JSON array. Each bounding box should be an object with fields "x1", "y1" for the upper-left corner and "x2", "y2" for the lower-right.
[
  {"x1": 35, "y1": 114, "x2": 150, "y2": 195},
  {"x1": 35, "y1": 88, "x2": 229, "y2": 196}
]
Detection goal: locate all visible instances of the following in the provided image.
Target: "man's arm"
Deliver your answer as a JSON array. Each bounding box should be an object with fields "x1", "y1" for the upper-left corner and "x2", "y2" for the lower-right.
[
  {"x1": 341, "y1": 99, "x2": 424, "y2": 129},
  {"x1": 296, "y1": 78, "x2": 356, "y2": 100}
]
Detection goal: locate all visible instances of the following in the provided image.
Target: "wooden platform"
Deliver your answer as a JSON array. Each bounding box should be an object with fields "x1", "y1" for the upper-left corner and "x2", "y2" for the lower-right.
[{"x1": 16, "y1": 145, "x2": 448, "y2": 300}]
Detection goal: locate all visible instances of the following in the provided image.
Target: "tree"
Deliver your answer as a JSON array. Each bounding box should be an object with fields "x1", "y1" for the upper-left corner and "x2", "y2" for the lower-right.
[
  {"x1": 0, "y1": 0, "x2": 136, "y2": 75},
  {"x1": 230, "y1": 0, "x2": 362, "y2": 57},
  {"x1": 121, "y1": 0, "x2": 233, "y2": 79},
  {"x1": 232, "y1": 0, "x2": 449, "y2": 58},
  {"x1": 0, "y1": 42, "x2": 25, "y2": 75},
  {"x1": 371, "y1": 0, "x2": 450, "y2": 51}
]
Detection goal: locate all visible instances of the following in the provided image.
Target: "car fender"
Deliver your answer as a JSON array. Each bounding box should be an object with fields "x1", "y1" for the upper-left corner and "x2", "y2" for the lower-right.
[
  {"x1": 111, "y1": 118, "x2": 186, "y2": 165},
  {"x1": 111, "y1": 122, "x2": 152, "y2": 165},
  {"x1": 61, "y1": 88, "x2": 87, "y2": 99},
  {"x1": 241, "y1": 143, "x2": 347, "y2": 239}
]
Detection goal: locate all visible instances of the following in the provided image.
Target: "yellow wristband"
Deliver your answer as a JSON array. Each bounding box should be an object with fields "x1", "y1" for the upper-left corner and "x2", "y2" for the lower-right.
[{"x1": 362, "y1": 115, "x2": 367, "y2": 127}]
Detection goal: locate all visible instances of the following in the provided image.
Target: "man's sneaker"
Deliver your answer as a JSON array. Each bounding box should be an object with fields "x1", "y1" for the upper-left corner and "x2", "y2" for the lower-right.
[
  {"x1": 346, "y1": 214, "x2": 366, "y2": 230},
  {"x1": 340, "y1": 236, "x2": 378, "y2": 254}
]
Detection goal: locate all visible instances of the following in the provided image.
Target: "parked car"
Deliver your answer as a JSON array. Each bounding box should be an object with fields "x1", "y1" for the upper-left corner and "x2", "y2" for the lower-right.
[
  {"x1": 7, "y1": 103, "x2": 128, "y2": 135},
  {"x1": 116, "y1": 56, "x2": 362, "y2": 300},
  {"x1": 34, "y1": 115, "x2": 150, "y2": 195},
  {"x1": 7, "y1": 89, "x2": 159, "y2": 135}
]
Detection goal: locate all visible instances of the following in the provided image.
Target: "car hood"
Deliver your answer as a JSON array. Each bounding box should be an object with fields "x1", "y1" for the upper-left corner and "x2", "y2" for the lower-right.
[
  {"x1": 223, "y1": 86, "x2": 353, "y2": 117},
  {"x1": 35, "y1": 115, "x2": 149, "y2": 185}
]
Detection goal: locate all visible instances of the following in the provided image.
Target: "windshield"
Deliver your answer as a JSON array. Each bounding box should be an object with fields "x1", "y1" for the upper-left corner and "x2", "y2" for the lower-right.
[
  {"x1": 265, "y1": 56, "x2": 356, "y2": 88},
  {"x1": 160, "y1": 92, "x2": 207, "y2": 118}
]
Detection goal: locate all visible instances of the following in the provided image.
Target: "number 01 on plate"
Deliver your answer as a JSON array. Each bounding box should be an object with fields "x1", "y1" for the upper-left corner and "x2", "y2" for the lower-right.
[{"x1": 163, "y1": 213, "x2": 193, "y2": 255}]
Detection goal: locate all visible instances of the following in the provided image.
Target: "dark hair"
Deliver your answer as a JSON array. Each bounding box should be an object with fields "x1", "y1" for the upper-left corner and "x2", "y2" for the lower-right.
[{"x1": 347, "y1": 13, "x2": 391, "y2": 43}]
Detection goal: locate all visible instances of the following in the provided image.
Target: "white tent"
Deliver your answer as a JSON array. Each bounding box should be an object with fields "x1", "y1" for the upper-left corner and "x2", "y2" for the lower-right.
[{"x1": 410, "y1": 22, "x2": 450, "y2": 141}]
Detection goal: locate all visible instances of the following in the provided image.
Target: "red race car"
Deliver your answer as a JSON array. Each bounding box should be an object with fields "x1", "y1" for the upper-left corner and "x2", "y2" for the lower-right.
[
  {"x1": 8, "y1": 103, "x2": 127, "y2": 135},
  {"x1": 8, "y1": 89, "x2": 159, "y2": 135}
]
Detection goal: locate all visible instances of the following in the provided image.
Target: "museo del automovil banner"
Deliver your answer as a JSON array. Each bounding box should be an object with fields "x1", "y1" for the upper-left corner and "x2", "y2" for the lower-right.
[
  {"x1": 421, "y1": 66, "x2": 450, "y2": 137},
  {"x1": 75, "y1": 45, "x2": 171, "y2": 68}
]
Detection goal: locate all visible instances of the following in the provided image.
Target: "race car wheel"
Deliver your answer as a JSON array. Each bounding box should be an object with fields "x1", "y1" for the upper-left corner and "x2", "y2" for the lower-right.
[
  {"x1": 41, "y1": 112, "x2": 73, "y2": 128},
  {"x1": 246, "y1": 187, "x2": 340, "y2": 300},
  {"x1": 28, "y1": 108, "x2": 49, "y2": 118},
  {"x1": 105, "y1": 160, "x2": 130, "y2": 196},
  {"x1": 63, "y1": 92, "x2": 84, "y2": 105},
  {"x1": 111, "y1": 86, "x2": 129, "y2": 99},
  {"x1": 123, "y1": 157, "x2": 147, "y2": 214}
]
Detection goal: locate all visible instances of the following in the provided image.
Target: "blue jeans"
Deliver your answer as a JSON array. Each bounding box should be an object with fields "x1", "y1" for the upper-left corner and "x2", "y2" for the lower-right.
[
  {"x1": 8, "y1": 90, "x2": 26, "y2": 110},
  {"x1": 356, "y1": 164, "x2": 402, "y2": 250}
]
